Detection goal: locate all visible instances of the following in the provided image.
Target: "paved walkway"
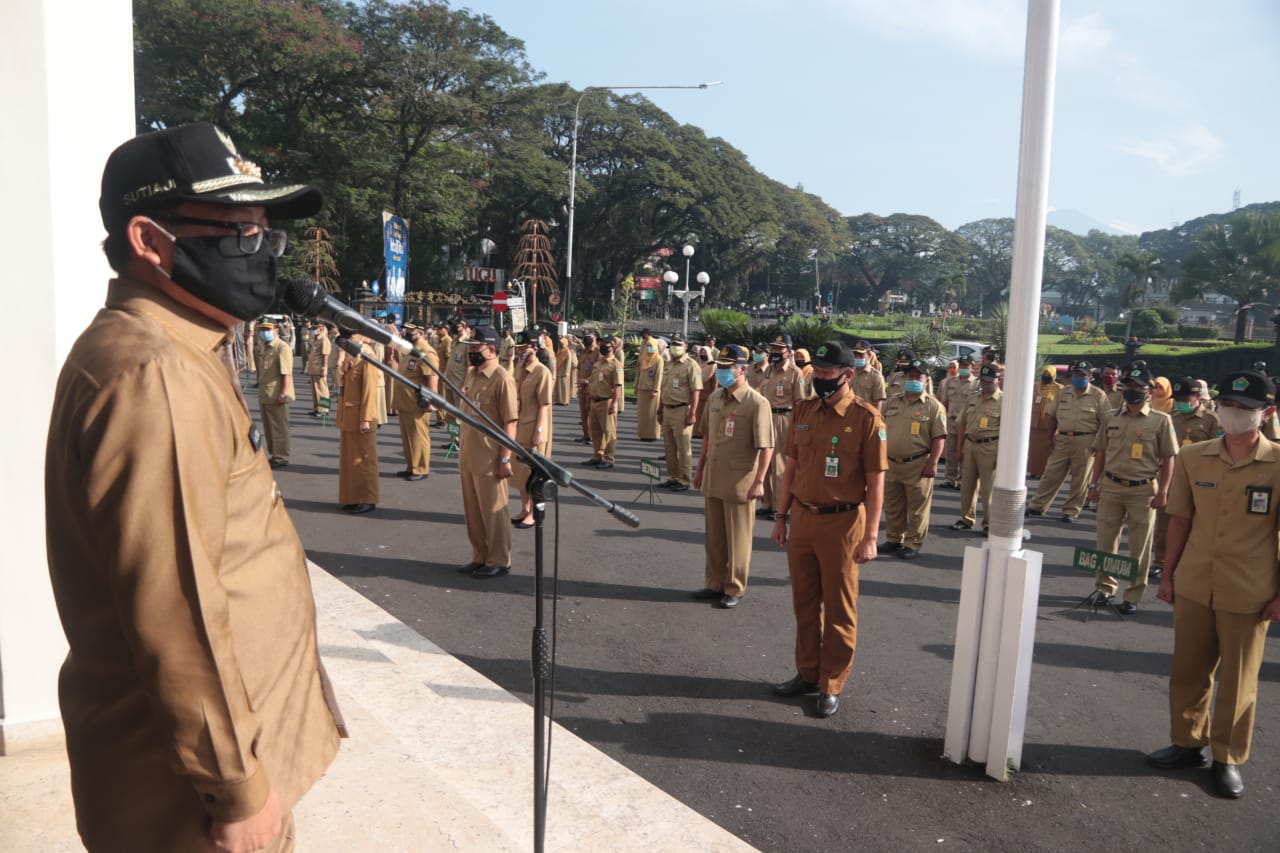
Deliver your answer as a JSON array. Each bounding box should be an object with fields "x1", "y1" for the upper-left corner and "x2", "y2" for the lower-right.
[{"x1": 1, "y1": 562, "x2": 754, "y2": 853}]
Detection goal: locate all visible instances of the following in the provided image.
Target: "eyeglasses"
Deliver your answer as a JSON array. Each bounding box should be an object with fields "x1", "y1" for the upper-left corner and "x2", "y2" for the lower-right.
[{"x1": 158, "y1": 215, "x2": 288, "y2": 258}]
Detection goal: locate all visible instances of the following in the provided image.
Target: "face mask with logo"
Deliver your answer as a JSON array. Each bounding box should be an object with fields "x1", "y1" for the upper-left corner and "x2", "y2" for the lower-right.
[
  {"x1": 768, "y1": 353, "x2": 783, "y2": 364},
  {"x1": 1071, "y1": 376, "x2": 1089, "y2": 390},
  {"x1": 1121, "y1": 389, "x2": 1148, "y2": 405},
  {"x1": 1219, "y1": 406, "x2": 1263, "y2": 436},
  {"x1": 813, "y1": 375, "x2": 847, "y2": 399},
  {"x1": 905, "y1": 379, "x2": 925, "y2": 395},
  {"x1": 716, "y1": 368, "x2": 737, "y2": 388},
  {"x1": 150, "y1": 219, "x2": 279, "y2": 322},
  {"x1": 1174, "y1": 401, "x2": 1195, "y2": 414}
]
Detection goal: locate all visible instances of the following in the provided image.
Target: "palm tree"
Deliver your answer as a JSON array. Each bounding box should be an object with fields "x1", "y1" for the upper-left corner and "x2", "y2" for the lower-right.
[
  {"x1": 1173, "y1": 212, "x2": 1280, "y2": 342},
  {"x1": 1115, "y1": 252, "x2": 1163, "y2": 338}
]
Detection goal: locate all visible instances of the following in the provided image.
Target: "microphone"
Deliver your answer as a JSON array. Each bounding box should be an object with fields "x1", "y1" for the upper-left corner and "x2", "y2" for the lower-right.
[{"x1": 282, "y1": 279, "x2": 412, "y2": 355}]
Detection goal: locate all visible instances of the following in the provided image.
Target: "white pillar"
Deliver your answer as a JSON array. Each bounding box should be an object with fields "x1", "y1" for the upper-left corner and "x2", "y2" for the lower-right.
[{"x1": 0, "y1": 0, "x2": 134, "y2": 753}]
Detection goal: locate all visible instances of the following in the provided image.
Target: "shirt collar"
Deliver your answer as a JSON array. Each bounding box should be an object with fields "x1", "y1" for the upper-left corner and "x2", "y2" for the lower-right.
[
  {"x1": 1206, "y1": 434, "x2": 1279, "y2": 464},
  {"x1": 105, "y1": 276, "x2": 232, "y2": 353}
]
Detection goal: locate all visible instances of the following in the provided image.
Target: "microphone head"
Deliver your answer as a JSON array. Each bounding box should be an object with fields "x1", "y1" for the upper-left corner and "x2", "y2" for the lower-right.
[{"x1": 283, "y1": 278, "x2": 328, "y2": 316}]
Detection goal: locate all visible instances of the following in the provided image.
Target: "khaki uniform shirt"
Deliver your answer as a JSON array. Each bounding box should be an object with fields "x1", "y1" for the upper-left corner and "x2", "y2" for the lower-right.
[
  {"x1": 784, "y1": 392, "x2": 888, "y2": 506},
  {"x1": 1104, "y1": 388, "x2": 1125, "y2": 412},
  {"x1": 1094, "y1": 403, "x2": 1178, "y2": 480},
  {"x1": 305, "y1": 331, "x2": 331, "y2": 376},
  {"x1": 636, "y1": 355, "x2": 664, "y2": 393},
  {"x1": 435, "y1": 332, "x2": 453, "y2": 365},
  {"x1": 746, "y1": 361, "x2": 769, "y2": 390},
  {"x1": 1052, "y1": 384, "x2": 1108, "y2": 434},
  {"x1": 1171, "y1": 405, "x2": 1222, "y2": 448},
  {"x1": 391, "y1": 340, "x2": 440, "y2": 412},
  {"x1": 499, "y1": 334, "x2": 516, "y2": 372},
  {"x1": 703, "y1": 382, "x2": 774, "y2": 502},
  {"x1": 258, "y1": 336, "x2": 295, "y2": 401},
  {"x1": 1167, "y1": 437, "x2": 1280, "y2": 613},
  {"x1": 853, "y1": 367, "x2": 887, "y2": 406},
  {"x1": 45, "y1": 278, "x2": 340, "y2": 842},
  {"x1": 886, "y1": 368, "x2": 907, "y2": 396},
  {"x1": 962, "y1": 389, "x2": 1004, "y2": 441},
  {"x1": 578, "y1": 347, "x2": 599, "y2": 386},
  {"x1": 884, "y1": 392, "x2": 947, "y2": 464},
  {"x1": 459, "y1": 360, "x2": 517, "y2": 474},
  {"x1": 1032, "y1": 381, "x2": 1062, "y2": 429},
  {"x1": 336, "y1": 342, "x2": 380, "y2": 431},
  {"x1": 661, "y1": 355, "x2": 702, "y2": 406},
  {"x1": 938, "y1": 374, "x2": 976, "y2": 419},
  {"x1": 516, "y1": 359, "x2": 553, "y2": 446},
  {"x1": 588, "y1": 354, "x2": 623, "y2": 399},
  {"x1": 445, "y1": 332, "x2": 470, "y2": 385},
  {"x1": 762, "y1": 362, "x2": 808, "y2": 410}
]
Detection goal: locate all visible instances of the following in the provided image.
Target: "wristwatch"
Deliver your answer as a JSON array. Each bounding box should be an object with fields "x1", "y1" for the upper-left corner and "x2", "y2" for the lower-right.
[{"x1": 499, "y1": 455, "x2": 511, "y2": 464}]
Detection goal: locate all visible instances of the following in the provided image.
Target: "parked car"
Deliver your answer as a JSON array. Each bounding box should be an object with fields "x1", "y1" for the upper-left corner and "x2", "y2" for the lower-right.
[{"x1": 926, "y1": 340, "x2": 989, "y2": 369}]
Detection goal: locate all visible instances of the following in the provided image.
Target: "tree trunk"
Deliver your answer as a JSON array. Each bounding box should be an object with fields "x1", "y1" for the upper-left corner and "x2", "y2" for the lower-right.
[{"x1": 1235, "y1": 305, "x2": 1249, "y2": 344}]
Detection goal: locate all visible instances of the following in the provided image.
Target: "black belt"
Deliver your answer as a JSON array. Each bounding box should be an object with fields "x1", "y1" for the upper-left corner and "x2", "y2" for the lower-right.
[
  {"x1": 1105, "y1": 472, "x2": 1151, "y2": 487},
  {"x1": 1058, "y1": 430, "x2": 1096, "y2": 437},
  {"x1": 889, "y1": 451, "x2": 929, "y2": 464},
  {"x1": 796, "y1": 501, "x2": 861, "y2": 515},
  {"x1": 966, "y1": 436, "x2": 999, "y2": 444},
  {"x1": 592, "y1": 396, "x2": 612, "y2": 403},
  {"x1": 772, "y1": 407, "x2": 793, "y2": 414},
  {"x1": 663, "y1": 402, "x2": 689, "y2": 408}
]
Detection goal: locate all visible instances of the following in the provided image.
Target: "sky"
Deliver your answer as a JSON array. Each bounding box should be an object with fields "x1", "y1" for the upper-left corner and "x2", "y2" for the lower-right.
[{"x1": 456, "y1": 0, "x2": 1280, "y2": 235}]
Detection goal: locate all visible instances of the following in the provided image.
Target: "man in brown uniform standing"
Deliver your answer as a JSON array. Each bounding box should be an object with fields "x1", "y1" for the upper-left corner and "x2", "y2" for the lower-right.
[
  {"x1": 511, "y1": 329, "x2": 554, "y2": 528},
  {"x1": 442, "y1": 317, "x2": 471, "y2": 423},
  {"x1": 658, "y1": 332, "x2": 702, "y2": 491},
  {"x1": 46, "y1": 122, "x2": 341, "y2": 853},
  {"x1": 433, "y1": 323, "x2": 453, "y2": 425},
  {"x1": 393, "y1": 323, "x2": 439, "y2": 480},
  {"x1": 938, "y1": 354, "x2": 977, "y2": 488},
  {"x1": 584, "y1": 335, "x2": 623, "y2": 469},
  {"x1": 758, "y1": 333, "x2": 808, "y2": 522},
  {"x1": 336, "y1": 334, "x2": 381, "y2": 513},
  {"x1": 257, "y1": 320, "x2": 295, "y2": 468},
  {"x1": 952, "y1": 364, "x2": 1003, "y2": 534},
  {"x1": 881, "y1": 359, "x2": 946, "y2": 559},
  {"x1": 304, "y1": 321, "x2": 332, "y2": 416},
  {"x1": 1028, "y1": 360, "x2": 1109, "y2": 523},
  {"x1": 1151, "y1": 377, "x2": 1222, "y2": 579},
  {"x1": 1148, "y1": 369, "x2": 1280, "y2": 799},
  {"x1": 851, "y1": 340, "x2": 887, "y2": 411},
  {"x1": 457, "y1": 327, "x2": 519, "y2": 577},
  {"x1": 771, "y1": 340, "x2": 886, "y2": 717},
  {"x1": 576, "y1": 332, "x2": 600, "y2": 443},
  {"x1": 1086, "y1": 362, "x2": 1178, "y2": 613},
  {"x1": 693, "y1": 345, "x2": 774, "y2": 609}
]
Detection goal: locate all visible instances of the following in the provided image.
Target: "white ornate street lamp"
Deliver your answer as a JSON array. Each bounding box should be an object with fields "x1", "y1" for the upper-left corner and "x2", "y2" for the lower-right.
[{"x1": 665, "y1": 247, "x2": 709, "y2": 338}]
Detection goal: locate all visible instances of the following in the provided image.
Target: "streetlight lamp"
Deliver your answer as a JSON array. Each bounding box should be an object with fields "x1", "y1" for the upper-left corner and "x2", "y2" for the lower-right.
[
  {"x1": 665, "y1": 258, "x2": 709, "y2": 339},
  {"x1": 562, "y1": 81, "x2": 723, "y2": 337}
]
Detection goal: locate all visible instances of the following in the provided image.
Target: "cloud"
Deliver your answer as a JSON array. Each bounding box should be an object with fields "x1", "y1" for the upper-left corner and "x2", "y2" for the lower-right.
[
  {"x1": 1058, "y1": 13, "x2": 1113, "y2": 65},
  {"x1": 1116, "y1": 125, "x2": 1225, "y2": 177}
]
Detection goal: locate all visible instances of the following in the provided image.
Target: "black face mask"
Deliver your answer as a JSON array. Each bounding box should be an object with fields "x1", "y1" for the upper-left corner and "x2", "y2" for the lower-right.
[
  {"x1": 1041, "y1": 375, "x2": 1053, "y2": 385},
  {"x1": 467, "y1": 350, "x2": 486, "y2": 367},
  {"x1": 600, "y1": 347, "x2": 612, "y2": 357},
  {"x1": 812, "y1": 376, "x2": 847, "y2": 399},
  {"x1": 1122, "y1": 389, "x2": 1148, "y2": 405},
  {"x1": 768, "y1": 353, "x2": 784, "y2": 364},
  {"x1": 153, "y1": 222, "x2": 278, "y2": 321},
  {"x1": 794, "y1": 360, "x2": 807, "y2": 368}
]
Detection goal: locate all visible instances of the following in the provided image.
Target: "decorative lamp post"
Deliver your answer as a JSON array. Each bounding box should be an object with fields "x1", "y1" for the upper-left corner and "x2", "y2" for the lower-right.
[{"x1": 666, "y1": 261, "x2": 709, "y2": 339}]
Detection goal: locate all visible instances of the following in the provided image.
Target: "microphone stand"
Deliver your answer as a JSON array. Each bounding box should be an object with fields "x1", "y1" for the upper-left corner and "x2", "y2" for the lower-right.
[{"x1": 333, "y1": 337, "x2": 637, "y2": 853}]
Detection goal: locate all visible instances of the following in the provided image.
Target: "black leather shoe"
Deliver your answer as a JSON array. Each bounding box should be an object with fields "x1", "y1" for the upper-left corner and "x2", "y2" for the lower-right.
[
  {"x1": 406, "y1": 474, "x2": 427, "y2": 481},
  {"x1": 1060, "y1": 514, "x2": 1075, "y2": 524},
  {"x1": 1026, "y1": 508, "x2": 1043, "y2": 517},
  {"x1": 583, "y1": 458, "x2": 602, "y2": 467},
  {"x1": 881, "y1": 541, "x2": 904, "y2": 553},
  {"x1": 596, "y1": 461, "x2": 614, "y2": 470},
  {"x1": 773, "y1": 675, "x2": 819, "y2": 697},
  {"x1": 458, "y1": 561, "x2": 484, "y2": 574},
  {"x1": 1149, "y1": 565, "x2": 1163, "y2": 581},
  {"x1": 473, "y1": 565, "x2": 510, "y2": 578},
  {"x1": 340, "y1": 504, "x2": 357, "y2": 512},
  {"x1": 1117, "y1": 601, "x2": 1138, "y2": 615},
  {"x1": 717, "y1": 595, "x2": 742, "y2": 609},
  {"x1": 1212, "y1": 761, "x2": 1244, "y2": 798},
  {"x1": 349, "y1": 503, "x2": 375, "y2": 514},
  {"x1": 670, "y1": 482, "x2": 690, "y2": 492},
  {"x1": 950, "y1": 520, "x2": 973, "y2": 530},
  {"x1": 396, "y1": 469, "x2": 412, "y2": 478},
  {"x1": 691, "y1": 587, "x2": 721, "y2": 600},
  {"x1": 1147, "y1": 743, "x2": 1208, "y2": 770},
  {"x1": 899, "y1": 548, "x2": 919, "y2": 560},
  {"x1": 269, "y1": 459, "x2": 289, "y2": 469},
  {"x1": 816, "y1": 694, "x2": 840, "y2": 717}
]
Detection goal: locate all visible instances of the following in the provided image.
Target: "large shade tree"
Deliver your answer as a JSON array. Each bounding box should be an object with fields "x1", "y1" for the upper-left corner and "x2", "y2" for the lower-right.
[{"x1": 1172, "y1": 211, "x2": 1280, "y2": 342}]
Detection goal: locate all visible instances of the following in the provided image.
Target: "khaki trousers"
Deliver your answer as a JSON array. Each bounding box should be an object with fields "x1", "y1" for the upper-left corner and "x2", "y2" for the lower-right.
[
  {"x1": 512, "y1": 439, "x2": 549, "y2": 496},
  {"x1": 762, "y1": 410, "x2": 792, "y2": 511},
  {"x1": 944, "y1": 417, "x2": 961, "y2": 481},
  {"x1": 636, "y1": 391, "x2": 660, "y2": 439},
  {"x1": 338, "y1": 428, "x2": 379, "y2": 505},
  {"x1": 588, "y1": 399, "x2": 617, "y2": 463},
  {"x1": 1153, "y1": 509, "x2": 1170, "y2": 566},
  {"x1": 308, "y1": 373, "x2": 330, "y2": 413},
  {"x1": 1170, "y1": 596, "x2": 1271, "y2": 764},
  {"x1": 442, "y1": 385, "x2": 461, "y2": 424},
  {"x1": 884, "y1": 461, "x2": 935, "y2": 549},
  {"x1": 460, "y1": 470, "x2": 512, "y2": 568},
  {"x1": 578, "y1": 390, "x2": 592, "y2": 439},
  {"x1": 704, "y1": 496, "x2": 755, "y2": 596},
  {"x1": 398, "y1": 411, "x2": 432, "y2": 474},
  {"x1": 1094, "y1": 480, "x2": 1156, "y2": 602},
  {"x1": 660, "y1": 407, "x2": 694, "y2": 485},
  {"x1": 1031, "y1": 433, "x2": 1094, "y2": 517},
  {"x1": 260, "y1": 399, "x2": 291, "y2": 463},
  {"x1": 787, "y1": 508, "x2": 863, "y2": 695},
  {"x1": 959, "y1": 441, "x2": 997, "y2": 528}
]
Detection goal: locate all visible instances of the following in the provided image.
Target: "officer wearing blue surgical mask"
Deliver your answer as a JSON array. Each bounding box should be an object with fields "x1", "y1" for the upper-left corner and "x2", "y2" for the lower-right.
[
  {"x1": 881, "y1": 360, "x2": 946, "y2": 559},
  {"x1": 1028, "y1": 359, "x2": 1110, "y2": 523}
]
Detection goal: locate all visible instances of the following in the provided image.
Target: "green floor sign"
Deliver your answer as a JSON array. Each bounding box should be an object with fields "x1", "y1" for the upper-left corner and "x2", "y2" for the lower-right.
[
  {"x1": 640, "y1": 459, "x2": 661, "y2": 480},
  {"x1": 1072, "y1": 546, "x2": 1138, "y2": 582}
]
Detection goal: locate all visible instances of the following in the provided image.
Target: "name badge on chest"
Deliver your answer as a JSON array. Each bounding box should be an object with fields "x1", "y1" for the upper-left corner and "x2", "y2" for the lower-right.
[
  {"x1": 825, "y1": 436, "x2": 840, "y2": 478},
  {"x1": 724, "y1": 413, "x2": 736, "y2": 437},
  {"x1": 1247, "y1": 485, "x2": 1272, "y2": 515}
]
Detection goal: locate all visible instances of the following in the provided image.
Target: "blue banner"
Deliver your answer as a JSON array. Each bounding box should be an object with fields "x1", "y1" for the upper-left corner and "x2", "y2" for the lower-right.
[{"x1": 382, "y1": 210, "x2": 408, "y2": 313}]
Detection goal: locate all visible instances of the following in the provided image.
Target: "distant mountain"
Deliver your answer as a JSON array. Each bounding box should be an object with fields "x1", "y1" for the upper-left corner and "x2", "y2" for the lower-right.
[{"x1": 1047, "y1": 209, "x2": 1127, "y2": 236}]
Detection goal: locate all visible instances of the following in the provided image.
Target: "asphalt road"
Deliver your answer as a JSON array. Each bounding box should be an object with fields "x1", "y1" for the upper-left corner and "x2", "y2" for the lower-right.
[{"x1": 262, "y1": 379, "x2": 1279, "y2": 852}]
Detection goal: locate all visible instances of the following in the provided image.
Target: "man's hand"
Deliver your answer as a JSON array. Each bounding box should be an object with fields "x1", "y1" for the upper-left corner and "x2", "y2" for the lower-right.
[
  {"x1": 1150, "y1": 490, "x2": 1168, "y2": 510},
  {"x1": 923, "y1": 462, "x2": 938, "y2": 479},
  {"x1": 1262, "y1": 595, "x2": 1280, "y2": 622},
  {"x1": 772, "y1": 518, "x2": 788, "y2": 547},
  {"x1": 358, "y1": 420, "x2": 371, "y2": 434},
  {"x1": 496, "y1": 461, "x2": 514, "y2": 480},
  {"x1": 685, "y1": 411, "x2": 696, "y2": 426},
  {"x1": 275, "y1": 394, "x2": 288, "y2": 405},
  {"x1": 1156, "y1": 575, "x2": 1175, "y2": 606},
  {"x1": 209, "y1": 788, "x2": 281, "y2": 853},
  {"x1": 692, "y1": 468, "x2": 703, "y2": 491},
  {"x1": 853, "y1": 537, "x2": 877, "y2": 564},
  {"x1": 747, "y1": 481, "x2": 765, "y2": 500}
]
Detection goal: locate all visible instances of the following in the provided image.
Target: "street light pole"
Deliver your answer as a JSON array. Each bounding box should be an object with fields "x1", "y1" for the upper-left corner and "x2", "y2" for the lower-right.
[
  {"x1": 665, "y1": 250, "x2": 709, "y2": 339},
  {"x1": 562, "y1": 82, "x2": 722, "y2": 337}
]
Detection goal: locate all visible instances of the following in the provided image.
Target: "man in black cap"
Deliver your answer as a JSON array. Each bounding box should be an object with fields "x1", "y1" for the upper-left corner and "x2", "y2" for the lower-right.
[
  {"x1": 952, "y1": 364, "x2": 1003, "y2": 534},
  {"x1": 1151, "y1": 377, "x2": 1221, "y2": 578},
  {"x1": 1085, "y1": 362, "x2": 1178, "y2": 613},
  {"x1": 886, "y1": 348, "x2": 915, "y2": 397},
  {"x1": 882, "y1": 359, "x2": 946, "y2": 558},
  {"x1": 393, "y1": 322, "x2": 440, "y2": 481},
  {"x1": 46, "y1": 123, "x2": 343, "y2": 852},
  {"x1": 1149, "y1": 370, "x2": 1280, "y2": 798},
  {"x1": 851, "y1": 339, "x2": 887, "y2": 411},
  {"x1": 770, "y1": 341, "x2": 886, "y2": 717},
  {"x1": 937, "y1": 354, "x2": 977, "y2": 488},
  {"x1": 746, "y1": 342, "x2": 770, "y2": 390},
  {"x1": 657, "y1": 332, "x2": 703, "y2": 491},
  {"x1": 759, "y1": 333, "x2": 809, "y2": 520},
  {"x1": 1028, "y1": 359, "x2": 1109, "y2": 523}
]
